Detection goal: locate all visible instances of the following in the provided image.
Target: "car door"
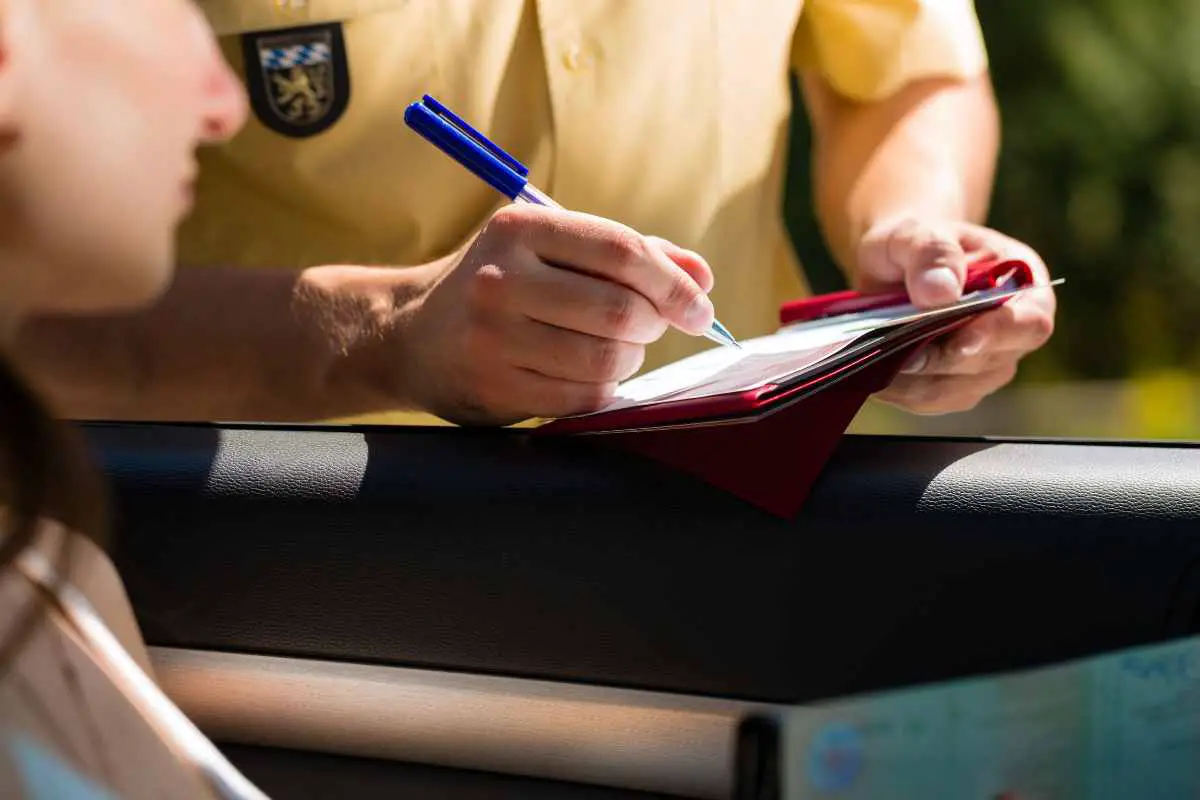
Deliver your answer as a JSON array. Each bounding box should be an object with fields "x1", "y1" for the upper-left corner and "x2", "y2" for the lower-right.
[{"x1": 88, "y1": 420, "x2": 1200, "y2": 799}]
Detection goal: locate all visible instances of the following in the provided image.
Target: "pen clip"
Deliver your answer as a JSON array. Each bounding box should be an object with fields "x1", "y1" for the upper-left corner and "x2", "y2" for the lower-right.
[
  {"x1": 418, "y1": 95, "x2": 528, "y2": 178},
  {"x1": 404, "y1": 94, "x2": 530, "y2": 199}
]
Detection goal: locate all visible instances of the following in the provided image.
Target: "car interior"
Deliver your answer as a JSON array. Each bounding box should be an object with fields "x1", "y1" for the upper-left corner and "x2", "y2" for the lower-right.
[{"x1": 87, "y1": 420, "x2": 1200, "y2": 799}]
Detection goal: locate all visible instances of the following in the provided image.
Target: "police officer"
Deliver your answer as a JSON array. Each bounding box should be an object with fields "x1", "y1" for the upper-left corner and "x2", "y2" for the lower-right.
[{"x1": 15, "y1": 0, "x2": 1056, "y2": 427}]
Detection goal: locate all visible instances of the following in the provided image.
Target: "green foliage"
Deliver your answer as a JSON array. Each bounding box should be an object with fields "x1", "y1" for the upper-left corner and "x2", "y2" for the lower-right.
[{"x1": 784, "y1": 1, "x2": 1200, "y2": 383}]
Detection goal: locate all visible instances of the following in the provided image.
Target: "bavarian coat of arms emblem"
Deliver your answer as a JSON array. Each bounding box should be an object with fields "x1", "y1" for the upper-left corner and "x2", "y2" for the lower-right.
[{"x1": 241, "y1": 23, "x2": 351, "y2": 138}]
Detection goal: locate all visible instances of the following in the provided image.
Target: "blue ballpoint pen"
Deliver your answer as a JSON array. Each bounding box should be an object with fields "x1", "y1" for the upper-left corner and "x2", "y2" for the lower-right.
[{"x1": 403, "y1": 94, "x2": 740, "y2": 349}]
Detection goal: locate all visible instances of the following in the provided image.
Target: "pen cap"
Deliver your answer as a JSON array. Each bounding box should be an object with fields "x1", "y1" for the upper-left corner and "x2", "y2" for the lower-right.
[{"x1": 404, "y1": 96, "x2": 529, "y2": 200}]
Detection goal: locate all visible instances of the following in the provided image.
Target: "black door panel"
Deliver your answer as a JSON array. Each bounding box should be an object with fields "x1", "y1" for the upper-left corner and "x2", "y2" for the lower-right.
[{"x1": 88, "y1": 422, "x2": 1200, "y2": 703}]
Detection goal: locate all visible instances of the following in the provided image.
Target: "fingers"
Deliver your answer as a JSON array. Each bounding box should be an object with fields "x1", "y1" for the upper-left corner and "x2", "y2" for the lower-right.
[
  {"x1": 517, "y1": 372, "x2": 617, "y2": 418},
  {"x1": 485, "y1": 204, "x2": 715, "y2": 335},
  {"x1": 430, "y1": 205, "x2": 716, "y2": 425},
  {"x1": 502, "y1": 319, "x2": 646, "y2": 384},
  {"x1": 857, "y1": 216, "x2": 969, "y2": 307},
  {"x1": 852, "y1": 217, "x2": 1059, "y2": 416},
  {"x1": 443, "y1": 314, "x2": 625, "y2": 424},
  {"x1": 879, "y1": 362, "x2": 1018, "y2": 415},
  {"x1": 882, "y1": 274, "x2": 1055, "y2": 415},
  {"x1": 647, "y1": 236, "x2": 715, "y2": 294},
  {"x1": 883, "y1": 292, "x2": 1054, "y2": 413},
  {"x1": 505, "y1": 257, "x2": 669, "y2": 345},
  {"x1": 899, "y1": 297, "x2": 1056, "y2": 378},
  {"x1": 450, "y1": 366, "x2": 617, "y2": 426}
]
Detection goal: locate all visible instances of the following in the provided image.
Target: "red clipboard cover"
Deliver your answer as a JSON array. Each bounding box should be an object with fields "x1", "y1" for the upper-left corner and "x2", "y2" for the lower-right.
[
  {"x1": 534, "y1": 256, "x2": 1036, "y2": 518},
  {"x1": 778, "y1": 256, "x2": 1032, "y2": 325}
]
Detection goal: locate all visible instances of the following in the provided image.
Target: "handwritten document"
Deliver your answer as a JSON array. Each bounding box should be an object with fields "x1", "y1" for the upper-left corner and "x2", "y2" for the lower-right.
[
  {"x1": 578, "y1": 280, "x2": 1056, "y2": 416},
  {"x1": 774, "y1": 634, "x2": 1200, "y2": 799}
]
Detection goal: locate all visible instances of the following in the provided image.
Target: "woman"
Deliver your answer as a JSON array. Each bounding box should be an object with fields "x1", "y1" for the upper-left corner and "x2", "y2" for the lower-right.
[{"x1": 0, "y1": 0, "x2": 256, "y2": 796}]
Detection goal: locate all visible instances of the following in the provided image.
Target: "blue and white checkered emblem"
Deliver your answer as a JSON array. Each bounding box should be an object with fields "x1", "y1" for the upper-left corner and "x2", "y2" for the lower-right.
[
  {"x1": 258, "y1": 41, "x2": 332, "y2": 70},
  {"x1": 242, "y1": 24, "x2": 350, "y2": 138}
]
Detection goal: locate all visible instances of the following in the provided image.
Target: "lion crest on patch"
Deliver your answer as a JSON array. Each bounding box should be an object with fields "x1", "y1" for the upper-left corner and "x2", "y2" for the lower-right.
[{"x1": 242, "y1": 23, "x2": 350, "y2": 138}]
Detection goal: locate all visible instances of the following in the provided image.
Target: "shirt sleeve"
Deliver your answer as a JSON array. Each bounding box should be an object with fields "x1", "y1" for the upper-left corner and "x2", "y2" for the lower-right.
[{"x1": 791, "y1": 0, "x2": 989, "y2": 101}]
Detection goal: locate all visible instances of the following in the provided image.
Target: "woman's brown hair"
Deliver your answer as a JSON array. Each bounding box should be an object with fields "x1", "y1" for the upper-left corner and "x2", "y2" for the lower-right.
[{"x1": 0, "y1": 351, "x2": 106, "y2": 674}]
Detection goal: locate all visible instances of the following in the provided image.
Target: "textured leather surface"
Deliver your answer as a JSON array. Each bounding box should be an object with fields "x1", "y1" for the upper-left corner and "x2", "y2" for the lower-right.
[
  {"x1": 87, "y1": 422, "x2": 1200, "y2": 703},
  {"x1": 220, "y1": 743, "x2": 692, "y2": 800}
]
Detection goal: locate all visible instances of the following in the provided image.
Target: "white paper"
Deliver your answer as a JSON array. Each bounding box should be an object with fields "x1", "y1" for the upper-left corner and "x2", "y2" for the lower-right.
[
  {"x1": 564, "y1": 279, "x2": 1060, "y2": 418},
  {"x1": 608, "y1": 321, "x2": 865, "y2": 406}
]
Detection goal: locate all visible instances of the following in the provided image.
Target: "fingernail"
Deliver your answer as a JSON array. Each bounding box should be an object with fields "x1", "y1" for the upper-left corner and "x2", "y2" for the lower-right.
[
  {"x1": 901, "y1": 352, "x2": 927, "y2": 374},
  {"x1": 918, "y1": 267, "x2": 961, "y2": 303},
  {"x1": 958, "y1": 331, "x2": 986, "y2": 356},
  {"x1": 684, "y1": 294, "x2": 714, "y2": 331}
]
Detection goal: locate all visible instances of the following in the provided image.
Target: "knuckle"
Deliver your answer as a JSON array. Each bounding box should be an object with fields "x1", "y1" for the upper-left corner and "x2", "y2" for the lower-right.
[
  {"x1": 485, "y1": 205, "x2": 537, "y2": 246},
  {"x1": 577, "y1": 381, "x2": 617, "y2": 412},
  {"x1": 906, "y1": 343, "x2": 940, "y2": 375},
  {"x1": 916, "y1": 235, "x2": 959, "y2": 265},
  {"x1": 1029, "y1": 309, "x2": 1055, "y2": 344},
  {"x1": 995, "y1": 302, "x2": 1021, "y2": 328},
  {"x1": 939, "y1": 352, "x2": 972, "y2": 376},
  {"x1": 626, "y1": 345, "x2": 646, "y2": 379},
  {"x1": 920, "y1": 345, "x2": 943, "y2": 373},
  {"x1": 888, "y1": 215, "x2": 925, "y2": 241},
  {"x1": 995, "y1": 362, "x2": 1019, "y2": 387},
  {"x1": 1002, "y1": 300, "x2": 1054, "y2": 348},
  {"x1": 489, "y1": 202, "x2": 535, "y2": 228},
  {"x1": 883, "y1": 215, "x2": 924, "y2": 248},
  {"x1": 601, "y1": 291, "x2": 638, "y2": 336},
  {"x1": 464, "y1": 263, "x2": 508, "y2": 308},
  {"x1": 587, "y1": 340, "x2": 625, "y2": 380},
  {"x1": 600, "y1": 230, "x2": 650, "y2": 273},
  {"x1": 982, "y1": 352, "x2": 1013, "y2": 374},
  {"x1": 663, "y1": 269, "x2": 699, "y2": 311}
]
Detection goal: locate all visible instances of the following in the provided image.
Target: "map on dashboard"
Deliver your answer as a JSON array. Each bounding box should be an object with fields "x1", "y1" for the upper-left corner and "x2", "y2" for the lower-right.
[{"x1": 772, "y1": 635, "x2": 1200, "y2": 799}]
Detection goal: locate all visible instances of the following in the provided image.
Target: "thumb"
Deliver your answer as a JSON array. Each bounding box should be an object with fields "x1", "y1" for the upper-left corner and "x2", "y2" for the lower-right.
[{"x1": 857, "y1": 217, "x2": 968, "y2": 307}]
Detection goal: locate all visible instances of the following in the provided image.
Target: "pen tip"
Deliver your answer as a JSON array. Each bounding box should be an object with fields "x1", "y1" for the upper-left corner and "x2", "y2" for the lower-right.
[{"x1": 709, "y1": 319, "x2": 740, "y2": 349}]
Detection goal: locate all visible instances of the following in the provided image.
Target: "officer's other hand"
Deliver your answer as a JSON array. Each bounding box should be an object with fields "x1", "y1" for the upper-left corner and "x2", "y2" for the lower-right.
[
  {"x1": 402, "y1": 204, "x2": 715, "y2": 426},
  {"x1": 855, "y1": 215, "x2": 1057, "y2": 415}
]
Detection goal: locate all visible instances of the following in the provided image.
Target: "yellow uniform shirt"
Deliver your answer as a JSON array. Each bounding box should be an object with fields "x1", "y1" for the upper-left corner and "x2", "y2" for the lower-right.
[{"x1": 185, "y1": 0, "x2": 988, "y2": 425}]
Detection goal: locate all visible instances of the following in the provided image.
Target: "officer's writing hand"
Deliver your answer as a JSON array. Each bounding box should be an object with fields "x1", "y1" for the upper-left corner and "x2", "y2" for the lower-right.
[
  {"x1": 855, "y1": 216, "x2": 1056, "y2": 415},
  {"x1": 402, "y1": 204, "x2": 715, "y2": 425}
]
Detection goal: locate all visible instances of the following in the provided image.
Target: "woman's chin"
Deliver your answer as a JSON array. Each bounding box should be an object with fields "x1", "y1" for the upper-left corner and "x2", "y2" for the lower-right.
[{"x1": 45, "y1": 257, "x2": 176, "y2": 315}]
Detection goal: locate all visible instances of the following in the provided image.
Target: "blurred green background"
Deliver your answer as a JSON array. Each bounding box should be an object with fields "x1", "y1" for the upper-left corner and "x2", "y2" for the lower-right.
[{"x1": 784, "y1": 0, "x2": 1200, "y2": 440}]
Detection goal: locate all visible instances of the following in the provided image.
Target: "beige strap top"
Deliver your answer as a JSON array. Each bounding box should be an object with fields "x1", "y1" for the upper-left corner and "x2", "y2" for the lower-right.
[{"x1": 0, "y1": 524, "x2": 265, "y2": 799}]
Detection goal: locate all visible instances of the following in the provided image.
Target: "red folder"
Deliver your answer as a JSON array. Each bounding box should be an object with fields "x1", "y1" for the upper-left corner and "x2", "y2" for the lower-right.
[{"x1": 534, "y1": 257, "x2": 1037, "y2": 518}]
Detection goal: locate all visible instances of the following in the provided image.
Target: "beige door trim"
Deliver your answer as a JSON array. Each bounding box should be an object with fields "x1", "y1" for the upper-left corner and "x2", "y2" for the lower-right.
[{"x1": 150, "y1": 647, "x2": 773, "y2": 799}]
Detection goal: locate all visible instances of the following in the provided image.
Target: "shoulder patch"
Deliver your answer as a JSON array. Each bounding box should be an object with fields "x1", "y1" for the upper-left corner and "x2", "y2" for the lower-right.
[{"x1": 241, "y1": 23, "x2": 350, "y2": 139}]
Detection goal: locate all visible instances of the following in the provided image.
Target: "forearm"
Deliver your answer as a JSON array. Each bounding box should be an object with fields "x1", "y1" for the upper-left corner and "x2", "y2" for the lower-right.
[
  {"x1": 802, "y1": 72, "x2": 1000, "y2": 279},
  {"x1": 13, "y1": 262, "x2": 437, "y2": 422}
]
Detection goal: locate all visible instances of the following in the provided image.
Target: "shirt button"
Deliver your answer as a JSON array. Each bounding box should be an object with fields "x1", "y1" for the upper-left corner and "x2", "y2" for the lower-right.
[{"x1": 562, "y1": 43, "x2": 586, "y2": 72}]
